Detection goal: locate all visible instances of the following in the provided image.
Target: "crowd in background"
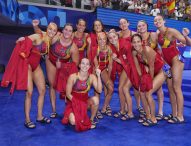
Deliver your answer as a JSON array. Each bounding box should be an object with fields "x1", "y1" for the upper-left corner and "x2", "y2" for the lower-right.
[{"x1": 48, "y1": 0, "x2": 191, "y2": 21}]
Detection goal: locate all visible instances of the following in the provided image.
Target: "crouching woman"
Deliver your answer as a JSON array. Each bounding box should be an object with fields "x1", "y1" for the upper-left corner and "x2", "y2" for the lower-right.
[{"x1": 61, "y1": 58, "x2": 102, "y2": 132}]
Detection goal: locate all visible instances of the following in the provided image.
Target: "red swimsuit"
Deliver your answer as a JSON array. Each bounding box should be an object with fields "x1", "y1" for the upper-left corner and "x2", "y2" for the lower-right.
[{"x1": 62, "y1": 74, "x2": 91, "y2": 132}]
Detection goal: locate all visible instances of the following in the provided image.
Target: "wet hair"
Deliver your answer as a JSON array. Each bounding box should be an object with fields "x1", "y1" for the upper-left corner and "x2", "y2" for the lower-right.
[
  {"x1": 81, "y1": 57, "x2": 90, "y2": 64},
  {"x1": 155, "y1": 13, "x2": 164, "y2": 20},
  {"x1": 92, "y1": 19, "x2": 104, "y2": 33},
  {"x1": 77, "y1": 18, "x2": 86, "y2": 26},
  {"x1": 97, "y1": 32, "x2": 107, "y2": 40},
  {"x1": 137, "y1": 20, "x2": 148, "y2": 31},
  {"x1": 63, "y1": 23, "x2": 74, "y2": 32},
  {"x1": 107, "y1": 29, "x2": 118, "y2": 36},
  {"x1": 47, "y1": 22, "x2": 58, "y2": 31},
  {"x1": 119, "y1": 18, "x2": 129, "y2": 23},
  {"x1": 131, "y1": 33, "x2": 142, "y2": 42}
]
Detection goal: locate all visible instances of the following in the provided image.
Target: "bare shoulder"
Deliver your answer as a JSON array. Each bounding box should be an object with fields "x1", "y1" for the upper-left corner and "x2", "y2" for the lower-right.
[{"x1": 144, "y1": 46, "x2": 152, "y2": 53}]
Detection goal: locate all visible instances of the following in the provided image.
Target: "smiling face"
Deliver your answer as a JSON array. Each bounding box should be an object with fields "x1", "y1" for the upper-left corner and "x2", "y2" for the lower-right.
[
  {"x1": 94, "y1": 20, "x2": 103, "y2": 33},
  {"x1": 62, "y1": 24, "x2": 73, "y2": 39},
  {"x1": 97, "y1": 32, "x2": 107, "y2": 48},
  {"x1": 119, "y1": 18, "x2": 129, "y2": 31},
  {"x1": 46, "y1": 22, "x2": 58, "y2": 38},
  {"x1": 76, "y1": 19, "x2": 86, "y2": 33},
  {"x1": 154, "y1": 15, "x2": 165, "y2": 28},
  {"x1": 132, "y1": 35, "x2": 143, "y2": 53},
  {"x1": 80, "y1": 58, "x2": 90, "y2": 72},
  {"x1": 107, "y1": 31, "x2": 118, "y2": 45},
  {"x1": 137, "y1": 21, "x2": 148, "y2": 34}
]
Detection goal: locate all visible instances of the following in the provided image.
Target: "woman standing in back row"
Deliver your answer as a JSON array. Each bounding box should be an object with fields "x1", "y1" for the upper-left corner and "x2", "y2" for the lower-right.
[{"x1": 154, "y1": 14, "x2": 191, "y2": 123}]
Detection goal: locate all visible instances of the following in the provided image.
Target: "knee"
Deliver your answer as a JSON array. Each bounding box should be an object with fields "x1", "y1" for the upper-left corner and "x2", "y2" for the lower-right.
[
  {"x1": 118, "y1": 85, "x2": 123, "y2": 93},
  {"x1": 39, "y1": 88, "x2": 46, "y2": 96},
  {"x1": 90, "y1": 96, "x2": 99, "y2": 106},
  {"x1": 106, "y1": 81, "x2": 113, "y2": 93},
  {"x1": 173, "y1": 83, "x2": 181, "y2": 93},
  {"x1": 108, "y1": 84, "x2": 114, "y2": 94},
  {"x1": 146, "y1": 93, "x2": 153, "y2": 101},
  {"x1": 69, "y1": 119, "x2": 75, "y2": 126},
  {"x1": 26, "y1": 91, "x2": 33, "y2": 98},
  {"x1": 69, "y1": 113, "x2": 75, "y2": 125}
]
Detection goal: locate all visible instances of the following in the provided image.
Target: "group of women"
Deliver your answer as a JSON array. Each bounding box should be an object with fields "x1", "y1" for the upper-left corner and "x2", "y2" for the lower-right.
[{"x1": 1, "y1": 14, "x2": 191, "y2": 131}]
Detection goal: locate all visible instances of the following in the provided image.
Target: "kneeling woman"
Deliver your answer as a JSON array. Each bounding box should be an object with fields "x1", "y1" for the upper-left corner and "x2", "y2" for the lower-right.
[
  {"x1": 132, "y1": 34, "x2": 169, "y2": 126},
  {"x1": 62, "y1": 58, "x2": 102, "y2": 132}
]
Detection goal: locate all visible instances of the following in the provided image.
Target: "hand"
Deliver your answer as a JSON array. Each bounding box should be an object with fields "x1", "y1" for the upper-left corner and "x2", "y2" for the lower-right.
[
  {"x1": 177, "y1": 42, "x2": 185, "y2": 47},
  {"x1": 95, "y1": 68, "x2": 101, "y2": 77},
  {"x1": 16, "y1": 37, "x2": 25, "y2": 43},
  {"x1": 123, "y1": 54, "x2": 127, "y2": 60},
  {"x1": 112, "y1": 53, "x2": 117, "y2": 60},
  {"x1": 182, "y1": 28, "x2": 190, "y2": 37},
  {"x1": 56, "y1": 59, "x2": 61, "y2": 69},
  {"x1": 32, "y1": 19, "x2": 40, "y2": 26}
]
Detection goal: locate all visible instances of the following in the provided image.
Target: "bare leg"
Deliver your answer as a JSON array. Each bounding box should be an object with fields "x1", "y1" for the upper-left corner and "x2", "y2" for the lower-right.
[
  {"x1": 166, "y1": 78, "x2": 177, "y2": 117},
  {"x1": 101, "y1": 69, "x2": 114, "y2": 112},
  {"x1": 133, "y1": 88, "x2": 141, "y2": 109},
  {"x1": 33, "y1": 65, "x2": 46, "y2": 120},
  {"x1": 46, "y1": 58, "x2": 57, "y2": 114},
  {"x1": 88, "y1": 96, "x2": 99, "y2": 121},
  {"x1": 156, "y1": 87, "x2": 164, "y2": 115},
  {"x1": 171, "y1": 58, "x2": 184, "y2": 121},
  {"x1": 123, "y1": 79, "x2": 134, "y2": 116},
  {"x1": 25, "y1": 66, "x2": 33, "y2": 123},
  {"x1": 118, "y1": 70, "x2": 127, "y2": 114}
]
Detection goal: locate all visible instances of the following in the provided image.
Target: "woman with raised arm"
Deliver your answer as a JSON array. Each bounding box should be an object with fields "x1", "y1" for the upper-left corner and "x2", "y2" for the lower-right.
[
  {"x1": 132, "y1": 34, "x2": 170, "y2": 126},
  {"x1": 33, "y1": 21, "x2": 79, "y2": 118},
  {"x1": 1, "y1": 22, "x2": 58, "y2": 129},
  {"x1": 62, "y1": 58, "x2": 102, "y2": 131},
  {"x1": 93, "y1": 32, "x2": 114, "y2": 116},
  {"x1": 73, "y1": 19, "x2": 90, "y2": 61},
  {"x1": 108, "y1": 29, "x2": 140, "y2": 120},
  {"x1": 154, "y1": 14, "x2": 190, "y2": 123}
]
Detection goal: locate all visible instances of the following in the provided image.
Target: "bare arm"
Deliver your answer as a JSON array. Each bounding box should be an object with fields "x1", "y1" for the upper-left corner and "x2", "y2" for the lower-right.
[
  {"x1": 71, "y1": 43, "x2": 80, "y2": 66},
  {"x1": 182, "y1": 28, "x2": 191, "y2": 46},
  {"x1": 132, "y1": 50, "x2": 142, "y2": 76},
  {"x1": 170, "y1": 28, "x2": 186, "y2": 44},
  {"x1": 32, "y1": 19, "x2": 44, "y2": 34},
  {"x1": 91, "y1": 68, "x2": 102, "y2": 93},
  {"x1": 93, "y1": 54, "x2": 99, "y2": 69},
  {"x1": 87, "y1": 37, "x2": 91, "y2": 60},
  {"x1": 108, "y1": 48, "x2": 113, "y2": 77},
  {"x1": 144, "y1": 46, "x2": 156, "y2": 79},
  {"x1": 66, "y1": 74, "x2": 76, "y2": 101}
]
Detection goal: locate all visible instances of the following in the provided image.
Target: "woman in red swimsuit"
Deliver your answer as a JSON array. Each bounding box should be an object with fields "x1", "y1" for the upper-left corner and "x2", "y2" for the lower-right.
[
  {"x1": 1, "y1": 22, "x2": 58, "y2": 129},
  {"x1": 48, "y1": 23, "x2": 79, "y2": 116},
  {"x1": 137, "y1": 20, "x2": 166, "y2": 120},
  {"x1": 132, "y1": 34, "x2": 169, "y2": 126},
  {"x1": 107, "y1": 29, "x2": 139, "y2": 120},
  {"x1": 73, "y1": 19, "x2": 90, "y2": 61},
  {"x1": 154, "y1": 14, "x2": 191, "y2": 123},
  {"x1": 62, "y1": 58, "x2": 102, "y2": 131},
  {"x1": 93, "y1": 32, "x2": 114, "y2": 116},
  {"x1": 33, "y1": 21, "x2": 79, "y2": 118},
  {"x1": 87, "y1": 19, "x2": 105, "y2": 68}
]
